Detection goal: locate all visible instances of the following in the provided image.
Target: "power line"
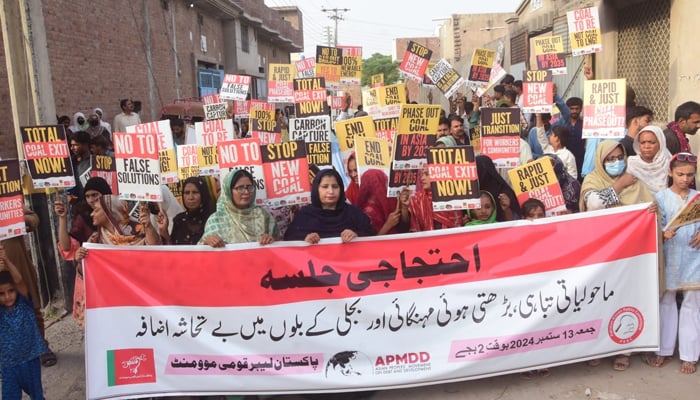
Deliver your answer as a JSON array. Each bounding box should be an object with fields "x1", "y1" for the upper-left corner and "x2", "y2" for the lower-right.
[{"x1": 320, "y1": 7, "x2": 349, "y2": 47}]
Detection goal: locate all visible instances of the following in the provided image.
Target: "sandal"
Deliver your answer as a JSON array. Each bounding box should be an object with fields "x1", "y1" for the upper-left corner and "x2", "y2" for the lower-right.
[
  {"x1": 41, "y1": 350, "x2": 57, "y2": 367},
  {"x1": 680, "y1": 360, "x2": 697, "y2": 374},
  {"x1": 641, "y1": 353, "x2": 668, "y2": 368},
  {"x1": 612, "y1": 355, "x2": 630, "y2": 371}
]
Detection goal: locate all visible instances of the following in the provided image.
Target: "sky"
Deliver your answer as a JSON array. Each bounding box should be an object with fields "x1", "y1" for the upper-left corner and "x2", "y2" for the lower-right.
[{"x1": 264, "y1": 0, "x2": 524, "y2": 58}]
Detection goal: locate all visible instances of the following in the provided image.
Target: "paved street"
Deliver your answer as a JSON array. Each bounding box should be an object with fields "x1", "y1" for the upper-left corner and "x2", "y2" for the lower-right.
[{"x1": 35, "y1": 313, "x2": 696, "y2": 400}]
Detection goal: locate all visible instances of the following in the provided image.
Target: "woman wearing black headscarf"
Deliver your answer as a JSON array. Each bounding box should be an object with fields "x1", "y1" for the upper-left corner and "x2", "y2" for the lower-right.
[
  {"x1": 475, "y1": 155, "x2": 520, "y2": 221},
  {"x1": 284, "y1": 169, "x2": 375, "y2": 243},
  {"x1": 158, "y1": 177, "x2": 215, "y2": 244}
]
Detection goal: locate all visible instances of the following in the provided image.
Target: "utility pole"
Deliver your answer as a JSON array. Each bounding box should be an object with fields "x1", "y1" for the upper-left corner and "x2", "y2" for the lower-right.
[
  {"x1": 321, "y1": 7, "x2": 349, "y2": 47},
  {"x1": 323, "y1": 26, "x2": 333, "y2": 47}
]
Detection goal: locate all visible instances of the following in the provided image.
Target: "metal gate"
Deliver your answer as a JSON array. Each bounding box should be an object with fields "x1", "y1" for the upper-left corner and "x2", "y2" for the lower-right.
[{"x1": 616, "y1": 0, "x2": 671, "y2": 119}]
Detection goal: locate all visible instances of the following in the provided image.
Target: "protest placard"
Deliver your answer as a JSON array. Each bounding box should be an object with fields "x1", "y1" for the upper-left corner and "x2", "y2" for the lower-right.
[
  {"x1": 195, "y1": 119, "x2": 235, "y2": 176},
  {"x1": 315, "y1": 46, "x2": 343, "y2": 90},
  {"x1": 201, "y1": 93, "x2": 220, "y2": 105},
  {"x1": 203, "y1": 103, "x2": 228, "y2": 120},
  {"x1": 90, "y1": 155, "x2": 118, "y2": 194},
  {"x1": 220, "y1": 74, "x2": 251, "y2": 101},
  {"x1": 399, "y1": 41, "x2": 432, "y2": 81},
  {"x1": 289, "y1": 115, "x2": 332, "y2": 169},
  {"x1": 218, "y1": 138, "x2": 267, "y2": 205},
  {"x1": 371, "y1": 73, "x2": 384, "y2": 88},
  {"x1": 427, "y1": 59, "x2": 465, "y2": 99},
  {"x1": 426, "y1": 146, "x2": 480, "y2": 211},
  {"x1": 567, "y1": 6, "x2": 602, "y2": 56},
  {"x1": 532, "y1": 35, "x2": 567, "y2": 75},
  {"x1": 0, "y1": 159, "x2": 26, "y2": 240},
  {"x1": 177, "y1": 144, "x2": 199, "y2": 180},
  {"x1": 329, "y1": 96, "x2": 344, "y2": 110},
  {"x1": 393, "y1": 104, "x2": 440, "y2": 170},
  {"x1": 84, "y1": 204, "x2": 659, "y2": 399},
  {"x1": 480, "y1": 108, "x2": 521, "y2": 168},
  {"x1": 335, "y1": 115, "x2": 377, "y2": 161},
  {"x1": 233, "y1": 100, "x2": 250, "y2": 118},
  {"x1": 507, "y1": 158, "x2": 567, "y2": 216},
  {"x1": 294, "y1": 57, "x2": 316, "y2": 78},
  {"x1": 363, "y1": 83, "x2": 406, "y2": 118},
  {"x1": 268, "y1": 64, "x2": 295, "y2": 103},
  {"x1": 127, "y1": 120, "x2": 178, "y2": 184},
  {"x1": 522, "y1": 70, "x2": 554, "y2": 114},
  {"x1": 388, "y1": 168, "x2": 419, "y2": 197},
  {"x1": 467, "y1": 49, "x2": 496, "y2": 88},
  {"x1": 664, "y1": 192, "x2": 700, "y2": 231},
  {"x1": 338, "y1": 46, "x2": 362, "y2": 85},
  {"x1": 354, "y1": 136, "x2": 391, "y2": 186},
  {"x1": 293, "y1": 77, "x2": 330, "y2": 117},
  {"x1": 261, "y1": 141, "x2": 311, "y2": 207},
  {"x1": 583, "y1": 79, "x2": 626, "y2": 138},
  {"x1": 475, "y1": 62, "x2": 507, "y2": 97},
  {"x1": 113, "y1": 130, "x2": 162, "y2": 201},
  {"x1": 374, "y1": 117, "x2": 398, "y2": 147},
  {"x1": 20, "y1": 125, "x2": 75, "y2": 188}
]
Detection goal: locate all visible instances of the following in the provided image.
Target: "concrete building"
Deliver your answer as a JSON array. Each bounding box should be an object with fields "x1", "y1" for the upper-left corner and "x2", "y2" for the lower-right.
[
  {"x1": 0, "y1": 0, "x2": 303, "y2": 160},
  {"x1": 437, "y1": 13, "x2": 513, "y2": 66},
  {"x1": 0, "y1": 0, "x2": 302, "y2": 308}
]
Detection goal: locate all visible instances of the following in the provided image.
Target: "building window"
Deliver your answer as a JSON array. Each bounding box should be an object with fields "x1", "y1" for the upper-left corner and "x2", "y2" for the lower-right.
[{"x1": 241, "y1": 23, "x2": 249, "y2": 53}]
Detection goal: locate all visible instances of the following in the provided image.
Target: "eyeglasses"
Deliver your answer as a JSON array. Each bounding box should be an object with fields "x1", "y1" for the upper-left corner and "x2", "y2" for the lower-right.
[
  {"x1": 233, "y1": 184, "x2": 256, "y2": 194},
  {"x1": 671, "y1": 152, "x2": 698, "y2": 163},
  {"x1": 604, "y1": 154, "x2": 625, "y2": 163}
]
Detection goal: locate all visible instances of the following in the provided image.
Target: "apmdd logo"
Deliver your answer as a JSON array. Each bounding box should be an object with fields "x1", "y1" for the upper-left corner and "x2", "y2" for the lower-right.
[{"x1": 107, "y1": 348, "x2": 156, "y2": 386}]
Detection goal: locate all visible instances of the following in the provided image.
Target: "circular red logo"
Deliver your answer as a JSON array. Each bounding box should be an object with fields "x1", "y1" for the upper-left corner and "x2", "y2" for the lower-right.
[{"x1": 608, "y1": 306, "x2": 644, "y2": 344}]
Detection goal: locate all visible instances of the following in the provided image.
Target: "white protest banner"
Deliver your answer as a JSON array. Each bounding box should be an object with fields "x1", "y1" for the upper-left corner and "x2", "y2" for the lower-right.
[
  {"x1": 289, "y1": 115, "x2": 333, "y2": 170},
  {"x1": 195, "y1": 119, "x2": 235, "y2": 176},
  {"x1": 127, "y1": 120, "x2": 178, "y2": 184},
  {"x1": 84, "y1": 204, "x2": 659, "y2": 399},
  {"x1": 217, "y1": 138, "x2": 267, "y2": 205},
  {"x1": 113, "y1": 130, "x2": 162, "y2": 201},
  {"x1": 220, "y1": 74, "x2": 252, "y2": 101}
]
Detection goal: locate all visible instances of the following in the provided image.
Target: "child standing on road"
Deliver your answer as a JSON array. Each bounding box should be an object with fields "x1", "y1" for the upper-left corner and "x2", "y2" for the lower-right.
[
  {"x1": 0, "y1": 242, "x2": 47, "y2": 399},
  {"x1": 649, "y1": 152, "x2": 700, "y2": 374}
]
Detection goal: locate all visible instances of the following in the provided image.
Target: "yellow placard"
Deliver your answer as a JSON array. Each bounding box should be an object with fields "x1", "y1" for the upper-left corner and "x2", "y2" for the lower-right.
[
  {"x1": 532, "y1": 35, "x2": 565, "y2": 55},
  {"x1": 334, "y1": 116, "x2": 377, "y2": 154},
  {"x1": 397, "y1": 104, "x2": 442, "y2": 134},
  {"x1": 471, "y1": 48, "x2": 496, "y2": 68},
  {"x1": 508, "y1": 158, "x2": 558, "y2": 196},
  {"x1": 354, "y1": 136, "x2": 391, "y2": 171}
]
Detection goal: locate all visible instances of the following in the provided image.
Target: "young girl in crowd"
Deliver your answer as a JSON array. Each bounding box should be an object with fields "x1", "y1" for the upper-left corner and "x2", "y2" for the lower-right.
[
  {"x1": 0, "y1": 243, "x2": 47, "y2": 399},
  {"x1": 648, "y1": 152, "x2": 700, "y2": 374},
  {"x1": 465, "y1": 191, "x2": 498, "y2": 225},
  {"x1": 521, "y1": 198, "x2": 546, "y2": 220}
]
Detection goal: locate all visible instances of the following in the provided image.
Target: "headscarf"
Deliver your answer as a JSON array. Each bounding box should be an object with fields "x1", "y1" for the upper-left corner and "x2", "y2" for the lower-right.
[
  {"x1": 345, "y1": 153, "x2": 359, "y2": 205},
  {"x1": 90, "y1": 195, "x2": 145, "y2": 246},
  {"x1": 408, "y1": 168, "x2": 463, "y2": 231},
  {"x1": 284, "y1": 168, "x2": 375, "y2": 240},
  {"x1": 170, "y1": 177, "x2": 215, "y2": 245},
  {"x1": 436, "y1": 135, "x2": 458, "y2": 147},
  {"x1": 200, "y1": 169, "x2": 278, "y2": 244},
  {"x1": 93, "y1": 107, "x2": 106, "y2": 120},
  {"x1": 475, "y1": 155, "x2": 520, "y2": 220},
  {"x1": 70, "y1": 177, "x2": 114, "y2": 243},
  {"x1": 627, "y1": 125, "x2": 671, "y2": 195},
  {"x1": 84, "y1": 176, "x2": 113, "y2": 196},
  {"x1": 70, "y1": 112, "x2": 88, "y2": 133},
  {"x1": 542, "y1": 153, "x2": 581, "y2": 212},
  {"x1": 356, "y1": 169, "x2": 397, "y2": 233},
  {"x1": 580, "y1": 140, "x2": 653, "y2": 211},
  {"x1": 466, "y1": 191, "x2": 498, "y2": 225}
]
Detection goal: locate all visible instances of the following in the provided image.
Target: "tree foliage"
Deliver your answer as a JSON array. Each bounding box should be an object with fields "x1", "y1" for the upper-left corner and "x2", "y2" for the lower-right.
[{"x1": 361, "y1": 53, "x2": 400, "y2": 87}]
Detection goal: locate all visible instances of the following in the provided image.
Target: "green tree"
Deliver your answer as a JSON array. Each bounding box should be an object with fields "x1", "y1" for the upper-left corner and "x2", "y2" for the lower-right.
[{"x1": 361, "y1": 53, "x2": 400, "y2": 87}]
